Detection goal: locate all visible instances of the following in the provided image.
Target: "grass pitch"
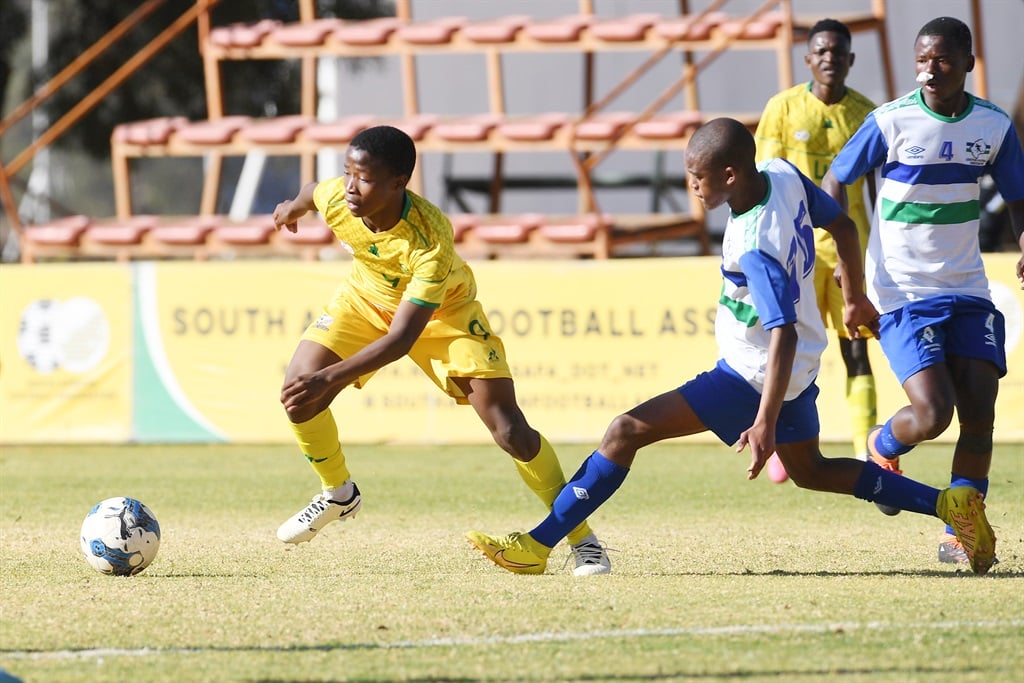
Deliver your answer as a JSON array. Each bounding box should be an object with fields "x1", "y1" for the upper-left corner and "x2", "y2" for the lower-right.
[{"x1": 1, "y1": 442, "x2": 1022, "y2": 682}]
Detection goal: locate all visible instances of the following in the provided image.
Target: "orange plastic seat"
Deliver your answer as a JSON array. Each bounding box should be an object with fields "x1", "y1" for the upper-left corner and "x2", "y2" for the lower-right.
[
  {"x1": 718, "y1": 11, "x2": 784, "y2": 39},
  {"x1": 431, "y1": 114, "x2": 502, "y2": 142},
  {"x1": 22, "y1": 215, "x2": 91, "y2": 246},
  {"x1": 270, "y1": 18, "x2": 342, "y2": 47},
  {"x1": 472, "y1": 214, "x2": 543, "y2": 243},
  {"x1": 652, "y1": 12, "x2": 727, "y2": 41},
  {"x1": 587, "y1": 14, "x2": 660, "y2": 42},
  {"x1": 538, "y1": 214, "x2": 610, "y2": 243},
  {"x1": 303, "y1": 115, "x2": 375, "y2": 144},
  {"x1": 397, "y1": 17, "x2": 466, "y2": 45},
  {"x1": 112, "y1": 117, "x2": 189, "y2": 146},
  {"x1": 461, "y1": 16, "x2": 529, "y2": 44},
  {"x1": 211, "y1": 216, "x2": 277, "y2": 246},
  {"x1": 496, "y1": 113, "x2": 570, "y2": 141},
  {"x1": 240, "y1": 115, "x2": 312, "y2": 144},
  {"x1": 632, "y1": 110, "x2": 703, "y2": 139},
  {"x1": 524, "y1": 15, "x2": 593, "y2": 43},
  {"x1": 209, "y1": 19, "x2": 280, "y2": 48},
  {"x1": 333, "y1": 17, "x2": 403, "y2": 45},
  {"x1": 572, "y1": 112, "x2": 636, "y2": 140},
  {"x1": 175, "y1": 116, "x2": 249, "y2": 145},
  {"x1": 148, "y1": 216, "x2": 220, "y2": 246},
  {"x1": 85, "y1": 216, "x2": 156, "y2": 245}
]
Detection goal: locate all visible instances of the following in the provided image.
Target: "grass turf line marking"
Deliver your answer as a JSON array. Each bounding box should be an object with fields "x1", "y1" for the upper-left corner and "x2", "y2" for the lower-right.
[{"x1": 5, "y1": 619, "x2": 1022, "y2": 661}]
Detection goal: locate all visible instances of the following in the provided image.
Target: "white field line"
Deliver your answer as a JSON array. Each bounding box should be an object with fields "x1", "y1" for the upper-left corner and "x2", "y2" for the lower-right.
[{"x1": 4, "y1": 619, "x2": 1023, "y2": 661}]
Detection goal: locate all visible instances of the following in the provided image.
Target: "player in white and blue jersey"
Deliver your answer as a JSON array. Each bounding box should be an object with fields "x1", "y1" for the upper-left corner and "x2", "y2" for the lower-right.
[
  {"x1": 467, "y1": 118, "x2": 997, "y2": 576},
  {"x1": 824, "y1": 16, "x2": 1024, "y2": 566}
]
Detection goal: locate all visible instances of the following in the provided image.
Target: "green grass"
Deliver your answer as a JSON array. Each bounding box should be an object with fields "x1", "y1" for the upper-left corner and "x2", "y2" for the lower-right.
[{"x1": 1, "y1": 442, "x2": 1022, "y2": 682}]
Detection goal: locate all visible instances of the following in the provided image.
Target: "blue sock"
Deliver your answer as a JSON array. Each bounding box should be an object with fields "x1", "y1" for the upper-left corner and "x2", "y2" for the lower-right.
[
  {"x1": 853, "y1": 460, "x2": 939, "y2": 516},
  {"x1": 529, "y1": 451, "x2": 629, "y2": 548},
  {"x1": 945, "y1": 475, "x2": 988, "y2": 535},
  {"x1": 875, "y1": 419, "x2": 914, "y2": 458}
]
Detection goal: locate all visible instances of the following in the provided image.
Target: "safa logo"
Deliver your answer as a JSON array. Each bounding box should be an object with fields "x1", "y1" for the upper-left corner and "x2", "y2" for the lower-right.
[{"x1": 965, "y1": 138, "x2": 991, "y2": 163}]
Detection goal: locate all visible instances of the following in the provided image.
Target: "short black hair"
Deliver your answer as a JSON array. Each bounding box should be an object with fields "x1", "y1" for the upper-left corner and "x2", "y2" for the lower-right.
[
  {"x1": 688, "y1": 118, "x2": 755, "y2": 170},
  {"x1": 807, "y1": 18, "x2": 851, "y2": 46},
  {"x1": 349, "y1": 125, "x2": 417, "y2": 178},
  {"x1": 917, "y1": 16, "x2": 972, "y2": 55}
]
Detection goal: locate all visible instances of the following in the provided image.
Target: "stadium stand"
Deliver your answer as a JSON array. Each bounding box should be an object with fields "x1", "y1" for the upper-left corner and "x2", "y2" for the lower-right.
[{"x1": 4, "y1": 0, "x2": 911, "y2": 262}]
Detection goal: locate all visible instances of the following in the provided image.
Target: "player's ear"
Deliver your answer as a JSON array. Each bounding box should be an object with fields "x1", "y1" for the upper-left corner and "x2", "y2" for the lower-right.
[
  {"x1": 804, "y1": 52, "x2": 812, "y2": 67},
  {"x1": 965, "y1": 54, "x2": 975, "y2": 73},
  {"x1": 848, "y1": 51, "x2": 856, "y2": 67}
]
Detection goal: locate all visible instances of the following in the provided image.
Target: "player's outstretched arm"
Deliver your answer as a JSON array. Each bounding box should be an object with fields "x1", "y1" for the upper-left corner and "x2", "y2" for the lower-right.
[
  {"x1": 281, "y1": 300, "x2": 434, "y2": 415},
  {"x1": 737, "y1": 323, "x2": 796, "y2": 480},
  {"x1": 273, "y1": 181, "x2": 319, "y2": 233}
]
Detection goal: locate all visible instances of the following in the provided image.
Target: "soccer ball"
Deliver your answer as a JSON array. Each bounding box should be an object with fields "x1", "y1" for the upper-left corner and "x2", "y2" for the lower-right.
[{"x1": 80, "y1": 497, "x2": 161, "y2": 576}]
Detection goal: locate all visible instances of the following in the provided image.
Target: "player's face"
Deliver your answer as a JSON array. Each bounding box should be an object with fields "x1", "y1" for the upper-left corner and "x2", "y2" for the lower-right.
[
  {"x1": 805, "y1": 31, "x2": 853, "y2": 89},
  {"x1": 342, "y1": 146, "x2": 408, "y2": 223},
  {"x1": 914, "y1": 34, "x2": 974, "y2": 108},
  {"x1": 686, "y1": 155, "x2": 731, "y2": 210}
]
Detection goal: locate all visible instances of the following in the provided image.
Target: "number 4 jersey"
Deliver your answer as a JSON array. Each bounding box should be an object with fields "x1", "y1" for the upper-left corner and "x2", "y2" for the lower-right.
[{"x1": 830, "y1": 90, "x2": 1024, "y2": 314}]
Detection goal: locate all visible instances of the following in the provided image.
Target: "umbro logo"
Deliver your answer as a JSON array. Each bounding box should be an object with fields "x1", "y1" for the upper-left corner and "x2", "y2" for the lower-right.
[
  {"x1": 874, "y1": 477, "x2": 883, "y2": 495},
  {"x1": 573, "y1": 486, "x2": 590, "y2": 501},
  {"x1": 904, "y1": 145, "x2": 926, "y2": 158}
]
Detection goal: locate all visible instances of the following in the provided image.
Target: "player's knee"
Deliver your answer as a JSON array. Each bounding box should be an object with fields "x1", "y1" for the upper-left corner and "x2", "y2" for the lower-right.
[
  {"x1": 957, "y1": 427, "x2": 994, "y2": 455},
  {"x1": 491, "y1": 421, "x2": 533, "y2": 459},
  {"x1": 913, "y1": 401, "x2": 954, "y2": 439},
  {"x1": 603, "y1": 413, "x2": 648, "y2": 449}
]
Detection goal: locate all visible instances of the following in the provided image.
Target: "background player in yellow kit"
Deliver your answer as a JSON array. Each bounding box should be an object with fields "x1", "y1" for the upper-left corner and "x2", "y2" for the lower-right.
[
  {"x1": 755, "y1": 19, "x2": 880, "y2": 483},
  {"x1": 270, "y1": 125, "x2": 610, "y2": 575}
]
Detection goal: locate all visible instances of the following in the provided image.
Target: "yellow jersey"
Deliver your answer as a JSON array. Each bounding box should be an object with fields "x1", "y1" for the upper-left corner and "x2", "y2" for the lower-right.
[
  {"x1": 313, "y1": 180, "x2": 473, "y2": 312},
  {"x1": 755, "y1": 82, "x2": 875, "y2": 266}
]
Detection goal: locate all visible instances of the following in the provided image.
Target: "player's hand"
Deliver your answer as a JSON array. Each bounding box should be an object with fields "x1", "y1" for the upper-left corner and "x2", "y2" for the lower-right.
[
  {"x1": 281, "y1": 371, "x2": 338, "y2": 412},
  {"x1": 1016, "y1": 251, "x2": 1024, "y2": 289},
  {"x1": 272, "y1": 200, "x2": 302, "y2": 233},
  {"x1": 844, "y1": 295, "x2": 880, "y2": 339},
  {"x1": 736, "y1": 423, "x2": 775, "y2": 480}
]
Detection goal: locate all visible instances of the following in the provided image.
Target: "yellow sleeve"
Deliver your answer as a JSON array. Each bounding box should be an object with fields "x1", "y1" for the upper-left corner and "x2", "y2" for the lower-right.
[{"x1": 754, "y1": 95, "x2": 786, "y2": 164}]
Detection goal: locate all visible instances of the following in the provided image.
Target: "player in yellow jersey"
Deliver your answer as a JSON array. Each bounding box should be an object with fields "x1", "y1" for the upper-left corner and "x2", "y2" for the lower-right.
[
  {"x1": 755, "y1": 19, "x2": 882, "y2": 486},
  {"x1": 270, "y1": 125, "x2": 610, "y2": 575}
]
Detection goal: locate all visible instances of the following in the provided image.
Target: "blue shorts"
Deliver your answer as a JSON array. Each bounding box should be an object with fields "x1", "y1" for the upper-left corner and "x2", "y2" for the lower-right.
[
  {"x1": 678, "y1": 360, "x2": 820, "y2": 446},
  {"x1": 878, "y1": 295, "x2": 1007, "y2": 384}
]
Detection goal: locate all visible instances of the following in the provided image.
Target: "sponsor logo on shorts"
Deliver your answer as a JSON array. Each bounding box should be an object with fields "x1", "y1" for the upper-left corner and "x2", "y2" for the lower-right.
[{"x1": 313, "y1": 314, "x2": 333, "y2": 332}]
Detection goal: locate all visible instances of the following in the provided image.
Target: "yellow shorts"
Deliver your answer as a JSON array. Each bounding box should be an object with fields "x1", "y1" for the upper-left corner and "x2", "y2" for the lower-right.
[
  {"x1": 814, "y1": 260, "x2": 875, "y2": 340},
  {"x1": 301, "y1": 284, "x2": 512, "y2": 404}
]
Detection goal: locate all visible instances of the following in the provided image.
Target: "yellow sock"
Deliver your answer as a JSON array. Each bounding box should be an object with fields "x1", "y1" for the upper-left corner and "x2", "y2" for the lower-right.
[
  {"x1": 846, "y1": 374, "x2": 877, "y2": 458},
  {"x1": 514, "y1": 434, "x2": 594, "y2": 546},
  {"x1": 289, "y1": 409, "x2": 351, "y2": 490}
]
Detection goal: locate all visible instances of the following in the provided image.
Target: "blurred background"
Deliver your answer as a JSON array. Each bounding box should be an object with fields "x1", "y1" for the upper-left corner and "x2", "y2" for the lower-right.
[{"x1": 2, "y1": 0, "x2": 1022, "y2": 256}]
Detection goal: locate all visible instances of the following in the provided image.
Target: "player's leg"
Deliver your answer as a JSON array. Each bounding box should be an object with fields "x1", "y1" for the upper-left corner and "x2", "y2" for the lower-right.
[
  {"x1": 467, "y1": 387, "x2": 702, "y2": 574},
  {"x1": 935, "y1": 297, "x2": 1006, "y2": 564},
  {"x1": 277, "y1": 295, "x2": 384, "y2": 544},
  {"x1": 776, "y1": 437, "x2": 995, "y2": 574},
  {"x1": 453, "y1": 374, "x2": 609, "y2": 574},
  {"x1": 866, "y1": 299, "x2": 958, "y2": 515},
  {"x1": 839, "y1": 336, "x2": 876, "y2": 459}
]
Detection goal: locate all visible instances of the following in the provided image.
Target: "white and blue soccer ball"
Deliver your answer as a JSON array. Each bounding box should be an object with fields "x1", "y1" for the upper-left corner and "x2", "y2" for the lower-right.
[{"x1": 80, "y1": 497, "x2": 161, "y2": 576}]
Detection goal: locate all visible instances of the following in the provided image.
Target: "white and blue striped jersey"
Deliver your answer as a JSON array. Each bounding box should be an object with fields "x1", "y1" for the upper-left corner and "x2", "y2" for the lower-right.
[
  {"x1": 830, "y1": 90, "x2": 1024, "y2": 313},
  {"x1": 718, "y1": 158, "x2": 840, "y2": 399}
]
